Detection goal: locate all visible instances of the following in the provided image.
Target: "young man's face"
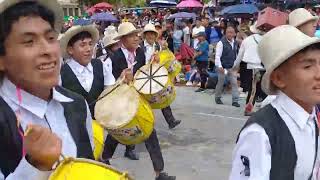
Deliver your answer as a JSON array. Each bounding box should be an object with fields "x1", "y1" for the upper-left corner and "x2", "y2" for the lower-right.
[
  {"x1": 298, "y1": 20, "x2": 318, "y2": 37},
  {"x1": 145, "y1": 31, "x2": 157, "y2": 45},
  {"x1": 271, "y1": 48, "x2": 320, "y2": 112},
  {"x1": 67, "y1": 37, "x2": 94, "y2": 66},
  {"x1": 0, "y1": 16, "x2": 60, "y2": 92}
]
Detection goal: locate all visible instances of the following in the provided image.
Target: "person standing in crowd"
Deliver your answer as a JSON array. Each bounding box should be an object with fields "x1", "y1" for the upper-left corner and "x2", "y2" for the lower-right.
[
  {"x1": 105, "y1": 22, "x2": 176, "y2": 180},
  {"x1": 173, "y1": 24, "x2": 184, "y2": 53},
  {"x1": 214, "y1": 26, "x2": 240, "y2": 107},
  {"x1": 163, "y1": 21, "x2": 174, "y2": 52},
  {"x1": 230, "y1": 25, "x2": 320, "y2": 180},
  {"x1": 209, "y1": 21, "x2": 223, "y2": 45},
  {"x1": 194, "y1": 32, "x2": 209, "y2": 92},
  {"x1": 233, "y1": 22, "x2": 267, "y2": 116},
  {"x1": 192, "y1": 19, "x2": 205, "y2": 49},
  {"x1": 201, "y1": 16, "x2": 211, "y2": 43},
  {"x1": 0, "y1": 1, "x2": 95, "y2": 179},
  {"x1": 182, "y1": 21, "x2": 191, "y2": 46},
  {"x1": 141, "y1": 23, "x2": 182, "y2": 129}
]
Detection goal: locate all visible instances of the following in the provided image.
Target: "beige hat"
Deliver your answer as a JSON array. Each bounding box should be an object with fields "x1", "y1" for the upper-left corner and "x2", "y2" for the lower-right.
[
  {"x1": 258, "y1": 25, "x2": 320, "y2": 95},
  {"x1": 250, "y1": 22, "x2": 265, "y2": 35},
  {"x1": 142, "y1": 23, "x2": 159, "y2": 37},
  {"x1": 103, "y1": 31, "x2": 119, "y2": 48},
  {"x1": 0, "y1": 0, "x2": 63, "y2": 32},
  {"x1": 114, "y1": 22, "x2": 141, "y2": 40},
  {"x1": 104, "y1": 25, "x2": 117, "y2": 36},
  {"x1": 289, "y1": 8, "x2": 319, "y2": 27},
  {"x1": 60, "y1": 25, "x2": 99, "y2": 58}
]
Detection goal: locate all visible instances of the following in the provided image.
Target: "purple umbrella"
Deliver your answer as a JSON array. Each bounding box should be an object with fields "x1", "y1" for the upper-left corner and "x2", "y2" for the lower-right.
[
  {"x1": 167, "y1": 12, "x2": 197, "y2": 19},
  {"x1": 90, "y1": 12, "x2": 118, "y2": 22}
]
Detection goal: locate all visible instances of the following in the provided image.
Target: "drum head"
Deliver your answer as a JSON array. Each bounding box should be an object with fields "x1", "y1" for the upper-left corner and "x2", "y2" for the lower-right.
[
  {"x1": 95, "y1": 84, "x2": 140, "y2": 129},
  {"x1": 134, "y1": 63, "x2": 169, "y2": 95}
]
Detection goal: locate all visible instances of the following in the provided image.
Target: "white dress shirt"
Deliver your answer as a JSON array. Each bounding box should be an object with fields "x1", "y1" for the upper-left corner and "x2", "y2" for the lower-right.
[
  {"x1": 233, "y1": 34, "x2": 264, "y2": 70},
  {"x1": 121, "y1": 47, "x2": 137, "y2": 68},
  {"x1": 215, "y1": 38, "x2": 235, "y2": 68},
  {"x1": 229, "y1": 91, "x2": 319, "y2": 180},
  {"x1": 192, "y1": 26, "x2": 205, "y2": 48},
  {"x1": 144, "y1": 40, "x2": 156, "y2": 64},
  {"x1": 67, "y1": 58, "x2": 115, "y2": 91},
  {"x1": 0, "y1": 77, "x2": 94, "y2": 180}
]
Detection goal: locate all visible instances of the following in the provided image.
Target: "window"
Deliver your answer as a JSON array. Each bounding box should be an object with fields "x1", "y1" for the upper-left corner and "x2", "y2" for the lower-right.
[
  {"x1": 69, "y1": 8, "x2": 74, "y2": 16},
  {"x1": 63, "y1": 8, "x2": 68, "y2": 16},
  {"x1": 75, "y1": 8, "x2": 79, "y2": 16}
]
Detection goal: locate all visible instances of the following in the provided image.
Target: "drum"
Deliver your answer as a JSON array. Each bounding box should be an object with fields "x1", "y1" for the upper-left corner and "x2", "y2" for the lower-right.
[
  {"x1": 159, "y1": 49, "x2": 182, "y2": 78},
  {"x1": 49, "y1": 158, "x2": 133, "y2": 180},
  {"x1": 133, "y1": 63, "x2": 176, "y2": 109},
  {"x1": 92, "y1": 121, "x2": 105, "y2": 160},
  {"x1": 95, "y1": 83, "x2": 154, "y2": 145}
]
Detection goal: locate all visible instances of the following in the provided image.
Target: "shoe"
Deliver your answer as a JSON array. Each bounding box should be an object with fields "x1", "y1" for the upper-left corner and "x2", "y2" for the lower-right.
[
  {"x1": 99, "y1": 157, "x2": 110, "y2": 165},
  {"x1": 124, "y1": 150, "x2": 139, "y2": 160},
  {"x1": 155, "y1": 172, "x2": 176, "y2": 180},
  {"x1": 232, "y1": 102, "x2": 241, "y2": 107},
  {"x1": 195, "y1": 88, "x2": 205, "y2": 92},
  {"x1": 186, "y1": 81, "x2": 192, "y2": 86},
  {"x1": 215, "y1": 98, "x2": 223, "y2": 105},
  {"x1": 169, "y1": 120, "x2": 181, "y2": 129},
  {"x1": 244, "y1": 111, "x2": 254, "y2": 116}
]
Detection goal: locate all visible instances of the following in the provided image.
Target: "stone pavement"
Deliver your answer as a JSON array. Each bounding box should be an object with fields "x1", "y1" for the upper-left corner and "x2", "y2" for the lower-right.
[{"x1": 110, "y1": 87, "x2": 248, "y2": 180}]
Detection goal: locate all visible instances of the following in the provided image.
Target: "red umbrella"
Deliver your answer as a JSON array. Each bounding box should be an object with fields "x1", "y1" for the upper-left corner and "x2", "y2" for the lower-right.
[
  {"x1": 86, "y1": 7, "x2": 97, "y2": 15},
  {"x1": 177, "y1": 0, "x2": 203, "y2": 8},
  {"x1": 93, "y1": 2, "x2": 113, "y2": 9}
]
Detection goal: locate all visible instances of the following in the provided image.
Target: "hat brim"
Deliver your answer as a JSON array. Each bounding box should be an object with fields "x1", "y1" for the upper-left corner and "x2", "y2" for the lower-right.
[
  {"x1": 0, "y1": 0, "x2": 63, "y2": 32},
  {"x1": 114, "y1": 29, "x2": 141, "y2": 40},
  {"x1": 60, "y1": 25, "x2": 99, "y2": 58},
  {"x1": 142, "y1": 29, "x2": 159, "y2": 37},
  {"x1": 250, "y1": 25, "x2": 265, "y2": 35},
  {"x1": 261, "y1": 37, "x2": 320, "y2": 95},
  {"x1": 104, "y1": 39, "x2": 120, "y2": 48},
  {"x1": 294, "y1": 16, "x2": 319, "y2": 28}
]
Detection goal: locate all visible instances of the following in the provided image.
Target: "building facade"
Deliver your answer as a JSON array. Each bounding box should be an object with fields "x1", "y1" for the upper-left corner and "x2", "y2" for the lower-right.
[{"x1": 58, "y1": 0, "x2": 82, "y2": 17}]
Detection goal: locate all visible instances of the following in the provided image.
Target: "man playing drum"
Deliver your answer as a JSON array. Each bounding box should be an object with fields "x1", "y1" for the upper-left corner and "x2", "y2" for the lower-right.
[
  {"x1": 141, "y1": 23, "x2": 181, "y2": 129},
  {"x1": 59, "y1": 24, "x2": 138, "y2": 161},
  {"x1": 0, "y1": 1, "x2": 94, "y2": 179},
  {"x1": 104, "y1": 22, "x2": 176, "y2": 180}
]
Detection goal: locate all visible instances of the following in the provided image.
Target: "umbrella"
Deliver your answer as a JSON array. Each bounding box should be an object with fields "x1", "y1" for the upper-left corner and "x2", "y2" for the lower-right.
[
  {"x1": 150, "y1": 0, "x2": 177, "y2": 7},
  {"x1": 93, "y1": 2, "x2": 113, "y2": 9},
  {"x1": 177, "y1": 0, "x2": 203, "y2": 8},
  {"x1": 73, "y1": 19, "x2": 92, "y2": 26},
  {"x1": 167, "y1": 12, "x2": 197, "y2": 19},
  {"x1": 86, "y1": 7, "x2": 97, "y2": 15},
  {"x1": 90, "y1": 12, "x2": 119, "y2": 22},
  {"x1": 221, "y1": 4, "x2": 258, "y2": 15}
]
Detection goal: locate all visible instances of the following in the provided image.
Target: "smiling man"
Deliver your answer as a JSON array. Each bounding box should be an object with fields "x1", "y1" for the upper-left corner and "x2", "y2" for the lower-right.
[{"x1": 0, "y1": 1, "x2": 94, "y2": 179}]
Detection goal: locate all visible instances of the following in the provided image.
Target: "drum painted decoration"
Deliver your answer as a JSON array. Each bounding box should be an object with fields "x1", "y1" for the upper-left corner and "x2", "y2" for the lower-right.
[
  {"x1": 95, "y1": 84, "x2": 154, "y2": 145},
  {"x1": 92, "y1": 120, "x2": 104, "y2": 160},
  {"x1": 158, "y1": 49, "x2": 182, "y2": 78},
  {"x1": 133, "y1": 63, "x2": 176, "y2": 109},
  {"x1": 49, "y1": 158, "x2": 133, "y2": 180}
]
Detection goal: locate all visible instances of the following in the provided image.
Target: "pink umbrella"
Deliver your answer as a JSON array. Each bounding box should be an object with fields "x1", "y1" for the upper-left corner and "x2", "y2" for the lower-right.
[
  {"x1": 86, "y1": 7, "x2": 97, "y2": 15},
  {"x1": 93, "y1": 2, "x2": 113, "y2": 9},
  {"x1": 177, "y1": 0, "x2": 203, "y2": 8}
]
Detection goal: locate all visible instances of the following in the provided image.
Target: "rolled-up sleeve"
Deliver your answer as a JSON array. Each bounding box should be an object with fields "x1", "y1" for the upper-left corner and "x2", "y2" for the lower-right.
[
  {"x1": 215, "y1": 41, "x2": 223, "y2": 68},
  {"x1": 229, "y1": 123, "x2": 271, "y2": 180},
  {"x1": 4, "y1": 157, "x2": 51, "y2": 180}
]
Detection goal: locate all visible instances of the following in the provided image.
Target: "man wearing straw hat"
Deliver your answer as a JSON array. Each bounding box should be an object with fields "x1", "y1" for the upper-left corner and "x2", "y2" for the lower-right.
[
  {"x1": 233, "y1": 22, "x2": 267, "y2": 116},
  {"x1": 104, "y1": 22, "x2": 176, "y2": 180},
  {"x1": 0, "y1": 1, "x2": 95, "y2": 179},
  {"x1": 141, "y1": 23, "x2": 181, "y2": 130},
  {"x1": 229, "y1": 25, "x2": 320, "y2": 179}
]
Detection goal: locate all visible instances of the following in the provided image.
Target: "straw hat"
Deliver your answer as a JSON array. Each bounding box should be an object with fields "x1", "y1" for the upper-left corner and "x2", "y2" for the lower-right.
[
  {"x1": 289, "y1": 8, "x2": 319, "y2": 27},
  {"x1": 142, "y1": 23, "x2": 159, "y2": 37},
  {"x1": 104, "y1": 25, "x2": 117, "y2": 36},
  {"x1": 103, "y1": 31, "x2": 119, "y2": 48},
  {"x1": 250, "y1": 22, "x2": 265, "y2": 35},
  {"x1": 258, "y1": 25, "x2": 320, "y2": 95},
  {"x1": 60, "y1": 25, "x2": 99, "y2": 58},
  {"x1": 114, "y1": 22, "x2": 141, "y2": 40},
  {"x1": 0, "y1": 0, "x2": 63, "y2": 32}
]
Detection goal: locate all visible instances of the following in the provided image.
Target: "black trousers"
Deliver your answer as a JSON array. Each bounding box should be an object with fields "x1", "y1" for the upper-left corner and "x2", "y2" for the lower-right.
[
  {"x1": 196, "y1": 61, "x2": 209, "y2": 89},
  {"x1": 102, "y1": 129, "x2": 164, "y2": 171},
  {"x1": 161, "y1": 106, "x2": 176, "y2": 125},
  {"x1": 245, "y1": 70, "x2": 267, "y2": 105}
]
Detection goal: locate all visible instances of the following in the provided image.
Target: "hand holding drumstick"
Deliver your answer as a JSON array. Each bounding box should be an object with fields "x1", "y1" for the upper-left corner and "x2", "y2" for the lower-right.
[{"x1": 24, "y1": 124, "x2": 62, "y2": 171}]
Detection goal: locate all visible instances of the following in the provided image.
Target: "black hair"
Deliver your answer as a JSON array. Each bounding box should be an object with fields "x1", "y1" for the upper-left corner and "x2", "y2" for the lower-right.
[
  {"x1": 0, "y1": 1, "x2": 55, "y2": 55},
  {"x1": 67, "y1": 31, "x2": 93, "y2": 47}
]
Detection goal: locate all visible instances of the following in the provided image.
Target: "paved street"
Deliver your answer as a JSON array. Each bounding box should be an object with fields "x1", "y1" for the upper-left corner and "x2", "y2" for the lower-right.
[{"x1": 111, "y1": 87, "x2": 248, "y2": 180}]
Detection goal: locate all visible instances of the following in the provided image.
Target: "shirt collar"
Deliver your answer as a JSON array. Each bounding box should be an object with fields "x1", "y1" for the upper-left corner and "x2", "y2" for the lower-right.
[
  {"x1": 0, "y1": 77, "x2": 73, "y2": 119},
  {"x1": 121, "y1": 46, "x2": 137, "y2": 59},
  {"x1": 144, "y1": 40, "x2": 154, "y2": 47},
  {"x1": 67, "y1": 58, "x2": 93, "y2": 74},
  {"x1": 275, "y1": 91, "x2": 317, "y2": 130}
]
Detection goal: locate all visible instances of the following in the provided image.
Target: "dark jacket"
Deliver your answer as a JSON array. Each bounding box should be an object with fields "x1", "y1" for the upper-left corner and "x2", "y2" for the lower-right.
[{"x1": 220, "y1": 37, "x2": 238, "y2": 69}]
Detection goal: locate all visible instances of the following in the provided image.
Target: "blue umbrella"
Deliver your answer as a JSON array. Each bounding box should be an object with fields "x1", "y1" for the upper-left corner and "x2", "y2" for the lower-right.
[
  {"x1": 73, "y1": 18, "x2": 92, "y2": 26},
  {"x1": 150, "y1": 0, "x2": 177, "y2": 7},
  {"x1": 167, "y1": 12, "x2": 197, "y2": 19},
  {"x1": 90, "y1": 12, "x2": 118, "y2": 22},
  {"x1": 221, "y1": 4, "x2": 259, "y2": 15}
]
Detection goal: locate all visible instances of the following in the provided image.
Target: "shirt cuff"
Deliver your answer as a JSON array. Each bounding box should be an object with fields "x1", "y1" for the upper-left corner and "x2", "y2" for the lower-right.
[{"x1": 7, "y1": 157, "x2": 51, "y2": 179}]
